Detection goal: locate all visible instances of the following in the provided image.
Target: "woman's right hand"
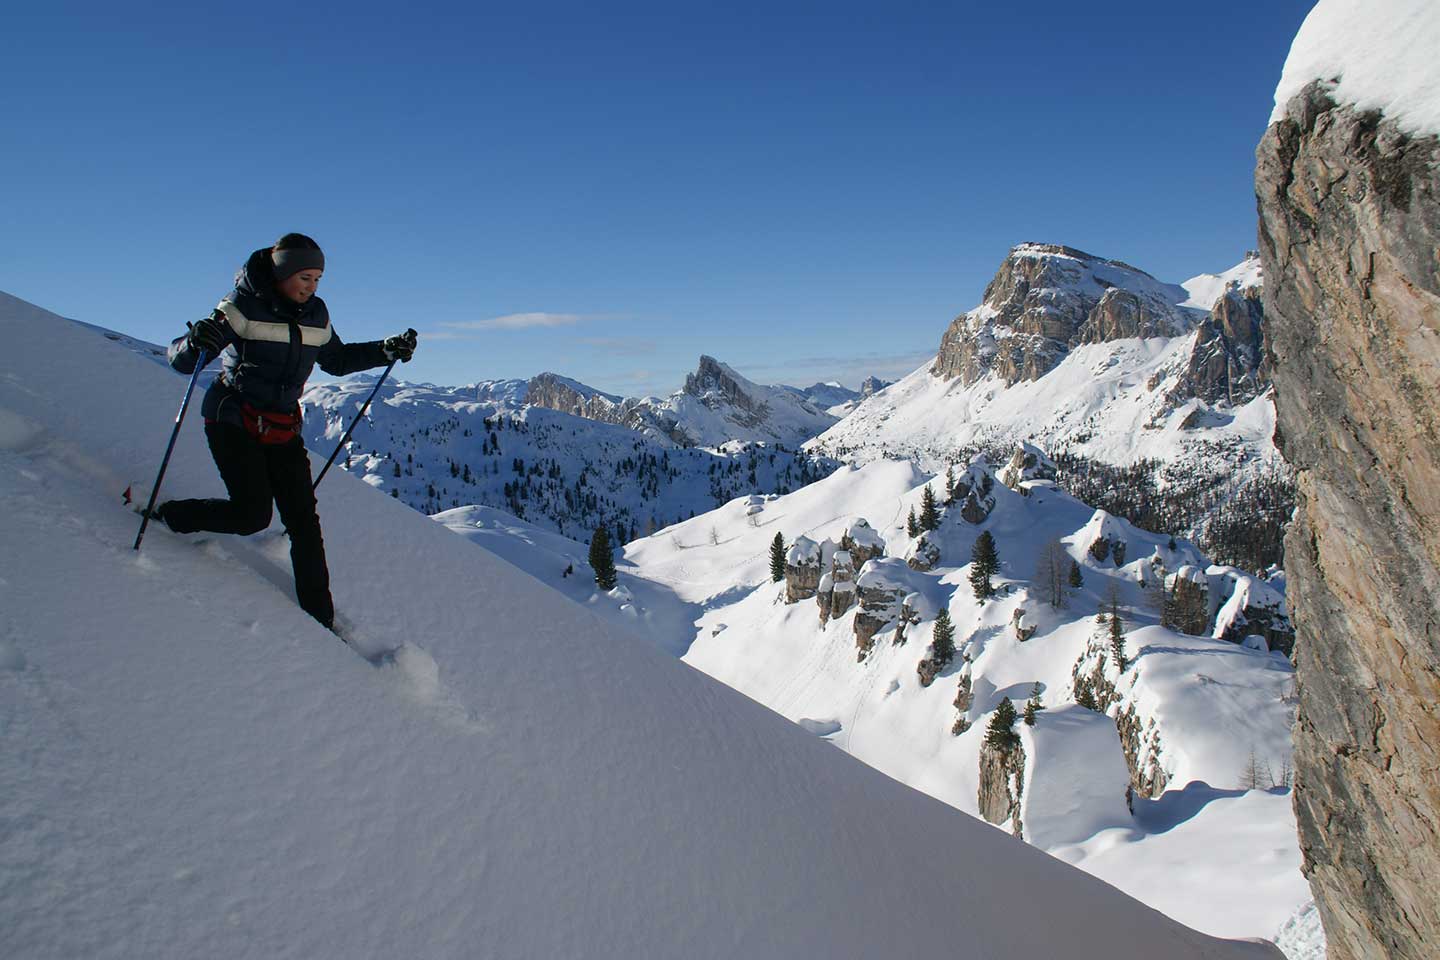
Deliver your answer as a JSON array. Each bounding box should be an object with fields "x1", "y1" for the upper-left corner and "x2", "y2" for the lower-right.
[{"x1": 186, "y1": 314, "x2": 227, "y2": 356}]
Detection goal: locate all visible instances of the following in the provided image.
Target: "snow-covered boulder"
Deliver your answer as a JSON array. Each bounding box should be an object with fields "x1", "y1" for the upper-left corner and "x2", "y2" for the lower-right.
[
  {"x1": 1081, "y1": 509, "x2": 1130, "y2": 566},
  {"x1": 1012, "y1": 607, "x2": 1037, "y2": 643},
  {"x1": 784, "y1": 535, "x2": 823, "y2": 603},
  {"x1": 905, "y1": 532, "x2": 941, "y2": 571},
  {"x1": 839, "y1": 518, "x2": 886, "y2": 566}
]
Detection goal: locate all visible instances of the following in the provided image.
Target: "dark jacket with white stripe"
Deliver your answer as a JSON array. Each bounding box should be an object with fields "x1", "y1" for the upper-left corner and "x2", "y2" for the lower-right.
[{"x1": 168, "y1": 249, "x2": 388, "y2": 432}]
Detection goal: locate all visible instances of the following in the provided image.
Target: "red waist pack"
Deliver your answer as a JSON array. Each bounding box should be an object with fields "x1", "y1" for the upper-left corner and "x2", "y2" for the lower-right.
[{"x1": 239, "y1": 399, "x2": 303, "y2": 445}]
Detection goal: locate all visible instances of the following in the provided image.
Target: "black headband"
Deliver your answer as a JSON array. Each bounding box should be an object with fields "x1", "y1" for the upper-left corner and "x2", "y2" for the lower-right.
[{"x1": 272, "y1": 247, "x2": 326, "y2": 282}]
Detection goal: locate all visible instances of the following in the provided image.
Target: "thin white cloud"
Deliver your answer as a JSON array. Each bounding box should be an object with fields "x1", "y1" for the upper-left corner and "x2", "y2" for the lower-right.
[{"x1": 443, "y1": 312, "x2": 586, "y2": 332}]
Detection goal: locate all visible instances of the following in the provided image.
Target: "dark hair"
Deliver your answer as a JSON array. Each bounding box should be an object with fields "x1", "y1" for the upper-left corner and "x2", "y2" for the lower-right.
[{"x1": 273, "y1": 232, "x2": 321, "y2": 252}]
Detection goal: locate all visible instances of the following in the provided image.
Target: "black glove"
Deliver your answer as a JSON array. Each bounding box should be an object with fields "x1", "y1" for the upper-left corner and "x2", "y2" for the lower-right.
[
  {"x1": 383, "y1": 328, "x2": 418, "y2": 363},
  {"x1": 186, "y1": 314, "x2": 227, "y2": 357}
]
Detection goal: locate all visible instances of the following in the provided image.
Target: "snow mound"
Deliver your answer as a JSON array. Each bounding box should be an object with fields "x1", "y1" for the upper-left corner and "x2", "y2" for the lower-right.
[{"x1": 1271, "y1": 0, "x2": 1440, "y2": 136}]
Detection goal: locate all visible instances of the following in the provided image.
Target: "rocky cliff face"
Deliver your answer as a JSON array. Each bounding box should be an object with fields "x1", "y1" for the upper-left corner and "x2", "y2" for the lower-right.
[
  {"x1": 1258, "y1": 81, "x2": 1440, "y2": 960},
  {"x1": 525, "y1": 373, "x2": 628, "y2": 424}
]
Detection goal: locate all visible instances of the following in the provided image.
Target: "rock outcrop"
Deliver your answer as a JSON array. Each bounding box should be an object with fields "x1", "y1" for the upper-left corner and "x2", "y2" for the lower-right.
[
  {"x1": 977, "y1": 739, "x2": 1026, "y2": 838},
  {"x1": 1258, "y1": 80, "x2": 1440, "y2": 960},
  {"x1": 853, "y1": 558, "x2": 915, "y2": 659},
  {"x1": 1181, "y1": 288, "x2": 1270, "y2": 405},
  {"x1": 951, "y1": 661, "x2": 974, "y2": 735},
  {"x1": 998, "y1": 443, "x2": 1057, "y2": 491}
]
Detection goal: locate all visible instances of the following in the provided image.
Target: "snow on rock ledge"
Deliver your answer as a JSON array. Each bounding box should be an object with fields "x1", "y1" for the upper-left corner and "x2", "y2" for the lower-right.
[{"x1": 1271, "y1": 0, "x2": 1440, "y2": 137}]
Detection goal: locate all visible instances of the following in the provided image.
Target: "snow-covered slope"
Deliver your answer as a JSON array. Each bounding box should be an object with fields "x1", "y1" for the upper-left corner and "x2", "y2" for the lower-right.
[
  {"x1": 0, "y1": 288, "x2": 1288, "y2": 958},
  {"x1": 616, "y1": 455, "x2": 1310, "y2": 947},
  {"x1": 809, "y1": 335, "x2": 1276, "y2": 471}
]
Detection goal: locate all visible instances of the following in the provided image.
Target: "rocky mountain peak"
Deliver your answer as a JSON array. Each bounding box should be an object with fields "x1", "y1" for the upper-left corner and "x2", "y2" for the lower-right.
[
  {"x1": 932, "y1": 243, "x2": 1198, "y2": 386},
  {"x1": 859, "y1": 376, "x2": 890, "y2": 398}
]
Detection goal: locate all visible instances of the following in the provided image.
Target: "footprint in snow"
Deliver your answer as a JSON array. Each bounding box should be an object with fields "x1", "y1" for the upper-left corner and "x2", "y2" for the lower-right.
[{"x1": 335, "y1": 619, "x2": 486, "y2": 735}]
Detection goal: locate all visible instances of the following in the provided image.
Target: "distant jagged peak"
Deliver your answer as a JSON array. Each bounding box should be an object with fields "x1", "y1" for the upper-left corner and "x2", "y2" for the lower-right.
[{"x1": 685, "y1": 355, "x2": 764, "y2": 401}]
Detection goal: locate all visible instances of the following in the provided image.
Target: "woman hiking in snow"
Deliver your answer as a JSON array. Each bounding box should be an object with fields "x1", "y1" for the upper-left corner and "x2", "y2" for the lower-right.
[{"x1": 148, "y1": 233, "x2": 417, "y2": 633}]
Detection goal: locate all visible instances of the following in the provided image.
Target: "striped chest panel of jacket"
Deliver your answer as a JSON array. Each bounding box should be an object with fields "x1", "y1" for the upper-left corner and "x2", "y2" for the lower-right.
[{"x1": 212, "y1": 291, "x2": 332, "y2": 413}]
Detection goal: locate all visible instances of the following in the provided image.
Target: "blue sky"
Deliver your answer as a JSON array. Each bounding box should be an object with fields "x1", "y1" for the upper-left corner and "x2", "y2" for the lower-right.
[{"x1": 2, "y1": 1, "x2": 1313, "y2": 396}]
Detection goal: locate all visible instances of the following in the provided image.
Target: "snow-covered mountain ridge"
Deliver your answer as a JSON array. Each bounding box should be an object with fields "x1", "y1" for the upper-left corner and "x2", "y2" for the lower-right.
[
  {"x1": 300, "y1": 375, "x2": 837, "y2": 542},
  {"x1": 0, "y1": 287, "x2": 1289, "y2": 959},
  {"x1": 512, "y1": 355, "x2": 842, "y2": 449}
]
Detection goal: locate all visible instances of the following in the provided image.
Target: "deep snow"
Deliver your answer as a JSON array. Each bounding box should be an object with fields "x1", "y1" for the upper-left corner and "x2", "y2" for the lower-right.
[
  {"x1": 1271, "y1": 0, "x2": 1440, "y2": 137},
  {"x1": 0, "y1": 288, "x2": 1285, "y2": 958}
]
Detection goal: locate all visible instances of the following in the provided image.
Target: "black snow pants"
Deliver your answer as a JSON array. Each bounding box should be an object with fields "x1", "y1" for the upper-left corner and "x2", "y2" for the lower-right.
[{"x1": 163, "y1": 422, "x2": 335, "y2": 629}]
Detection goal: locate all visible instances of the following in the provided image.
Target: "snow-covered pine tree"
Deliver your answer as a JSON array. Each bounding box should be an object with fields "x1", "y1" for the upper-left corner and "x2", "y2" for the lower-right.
[
  {"x1": 920, "y1": 485, "x2": 940, "y2": 532},
  {"x1": 944, "y1": 464, "x2": 957, "y2": 505},
  {"x1": 769, "y1": 532, "x2": 786, "y2": 583},
  {"x1": 985, "y1": 697, "x2": 1020, "y2": 750},
  {"x1": 589, "y1": 525, "x2": 617, "y2": 591},
  {"x1": 906, "y1": 506, "x2": 920, "y2": 538},
  {"x1": 969, "y1": 531, "x2": 999, "y2": 601},
  {"x1": 1068, "y1": 560, "x2": 1083, "y2": 590}
]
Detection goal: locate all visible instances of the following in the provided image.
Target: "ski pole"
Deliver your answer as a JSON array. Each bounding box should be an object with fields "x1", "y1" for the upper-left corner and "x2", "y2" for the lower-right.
[
  {"x1": 134, "y1": 350, "x2": 208, "y2": 551},
  {"x1": 312, "y1": 359, "x2": 397, "y2": 491}
]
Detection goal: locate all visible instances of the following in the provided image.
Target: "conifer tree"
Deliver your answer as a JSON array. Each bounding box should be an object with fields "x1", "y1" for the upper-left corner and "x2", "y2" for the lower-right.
[
  {"x1": 907, "y1": 506, "x2": 920, "y2": 538},
  {"x1": 589, "y1": 525, "x2": 617, "y2": 591},
  {"x1": 769, "y1": 532, "x2": 787, "y2": 583},
  {"x1": 920, "y1": 485, "x2": 941, "y2": 532},
  {"x1": 969, "y1": 531, "x2": 999, "y2": 602},
  {"x1": 1069, "y1": 560, "x2": 1083, "y2": 590},
  {"x1": 1108, "y1": 592, "x2": 1128, "y2": 671},
  {"x1": 1075, "y1": 677, "x2": 1099, "y2": 710},
  {"x1": 944, "y1": 465, "x2": 958, "y2": 505},
  {"x1": 985, "y1": 697, "x2": 1020, "y2": 750},
  {"x1": 931, "y1": 608, "x2": 955, "y2": 667},
  {"x1": 1023, "y1": 683, "x2": 1044, "y2": 726}
]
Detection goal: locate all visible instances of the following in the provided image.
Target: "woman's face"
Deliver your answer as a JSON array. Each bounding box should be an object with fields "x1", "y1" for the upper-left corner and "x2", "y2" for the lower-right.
[{"x1": 278, "y1": 268, "x2": 323, "y2": 304}]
